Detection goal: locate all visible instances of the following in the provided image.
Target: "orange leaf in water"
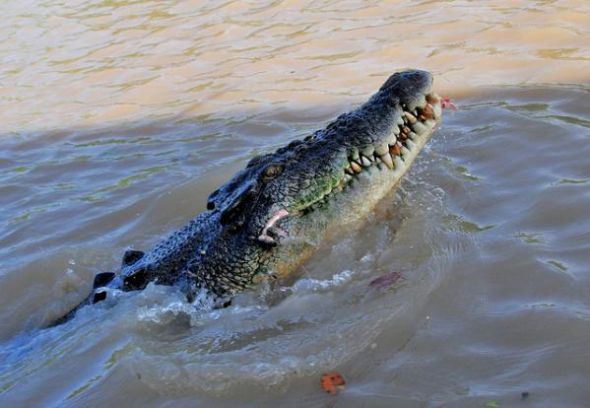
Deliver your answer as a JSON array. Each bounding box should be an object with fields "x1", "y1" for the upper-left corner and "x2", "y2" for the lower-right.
[{"x1": 320, "y1": 372, "x2": 346, "y2": 395}]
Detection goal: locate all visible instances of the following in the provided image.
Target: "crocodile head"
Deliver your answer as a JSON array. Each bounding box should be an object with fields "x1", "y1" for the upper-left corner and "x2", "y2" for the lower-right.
[
  {"x1": 88, "y1": 70, "x2": 442, "y2": 309},
  {"x1": 225, "y1": 70, "x2": 440, "y2": 240},
  {"x1": 152, "y1": 69, "x2": 444, "y2": 297}
]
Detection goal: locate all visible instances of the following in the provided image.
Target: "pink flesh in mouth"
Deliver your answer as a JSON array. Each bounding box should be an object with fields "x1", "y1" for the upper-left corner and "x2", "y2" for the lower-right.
[
  {"x1": 258, "y1": 209, "x2": 289, "y2": 244},
  {"x1": 441, "y1": 96, "x2": 457, "y2": 111}
]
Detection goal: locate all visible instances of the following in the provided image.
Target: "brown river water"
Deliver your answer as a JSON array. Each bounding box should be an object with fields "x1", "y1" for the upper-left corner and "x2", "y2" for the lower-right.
[{"x1": 1, "y1": 1, "x2": 589, "y2": 407}]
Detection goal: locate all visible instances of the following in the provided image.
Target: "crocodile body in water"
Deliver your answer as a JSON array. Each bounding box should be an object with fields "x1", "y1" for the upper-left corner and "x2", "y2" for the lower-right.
[{"x1": 54, "y1": 69, "x2": 443, "y2": 325}]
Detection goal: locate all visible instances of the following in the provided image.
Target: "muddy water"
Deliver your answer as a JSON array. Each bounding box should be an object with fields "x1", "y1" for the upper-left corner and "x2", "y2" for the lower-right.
[{"x1": 1, "y1": 1, "x2": 590, "y2": 407}]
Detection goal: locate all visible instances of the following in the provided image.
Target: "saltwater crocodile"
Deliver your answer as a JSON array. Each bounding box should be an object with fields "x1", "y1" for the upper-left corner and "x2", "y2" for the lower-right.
[{"x1": 54, "y1": 69, "x2": 443, "y2": 325}]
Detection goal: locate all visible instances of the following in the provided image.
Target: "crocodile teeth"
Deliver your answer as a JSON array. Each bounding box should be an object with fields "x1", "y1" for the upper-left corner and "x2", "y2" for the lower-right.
[
  {"x1": 412, "y1": 122, "x2": 428, "y2": 135},
  {"x1": 389, "y1": 143, "x2": 401, "y2": 156},
  {"x1": 408, "y1": 94, "x2": 426, "y2": 111},
  {"x1": 384, "y1": 132, "x2": 397, "y2": 145},
  {"x1": 375, "y1": 143, "x2": 389, "y2": 156},
  {"x1": 426, "y1": 93, "x2": 440, "y2": 104},
  {"x1": 433, "y1": 103, "x2": 442, "y2": 119},
  {"x1": 343, "y1": 174, "x2": 353, "y2": 183},
  {"x1": 396, "y1": 115, "x2": 405, "y2": 126},
  {"x1": 350, "y1": 161, "x2": 362, "y2": 173},
  {"x1": 361, "y1": 146, "x2": 374, "y2": 157},
  {"x1": 404, "y1": 112, "x2": 417, "y2": 124},
  {"x1": 345, "y1": 166, "x2": 355, "y2": 175},
  {"x1": 409, "y1": 131, "x2": 417, "y2": 140},
  {"x1": 349, "y1": 148, "x2": 360, "y2": 161},
  {"x1": 406, "y1": 139, "x2": 416, "y2": 150},
  {"x1": 380, "y1": 153, "x2": 394, "y2": 169},
  {"x1": 422, "y1": 103, "x2": 435, "y2": 120},
  {"x1": 361, "y1": 155, "x2": 372, "y2": 167}
]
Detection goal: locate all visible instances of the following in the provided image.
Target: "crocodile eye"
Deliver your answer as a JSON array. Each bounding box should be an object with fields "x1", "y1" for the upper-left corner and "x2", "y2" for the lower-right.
[
  {"x1": 123, "y1": 268, "x2": 148, "y2": 291},
  {"x1": 263, "y1": 164, "x2": 283, "y2": 179}
]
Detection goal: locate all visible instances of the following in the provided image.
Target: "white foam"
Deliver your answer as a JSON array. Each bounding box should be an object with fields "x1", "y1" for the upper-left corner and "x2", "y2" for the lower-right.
[{"x1": 291, "y1": 269, "x2": 354, "y2": 293}]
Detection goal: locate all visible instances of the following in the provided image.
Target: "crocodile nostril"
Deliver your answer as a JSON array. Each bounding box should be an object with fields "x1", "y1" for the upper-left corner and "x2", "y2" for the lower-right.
[
  {"x1": 92, "y1": 290, "x2": 107, "y2": 304},
  {"x1": 123, "y1": 268, "x2": 148, "y2": 291},
  {"x1": 93, "y1": 272, "x2": 116, "y2": 289}
]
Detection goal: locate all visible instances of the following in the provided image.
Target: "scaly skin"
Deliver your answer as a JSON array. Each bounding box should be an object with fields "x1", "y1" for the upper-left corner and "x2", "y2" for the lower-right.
[{"x1": 53, "y1": 70, "x2": 442, "y2": 325}]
